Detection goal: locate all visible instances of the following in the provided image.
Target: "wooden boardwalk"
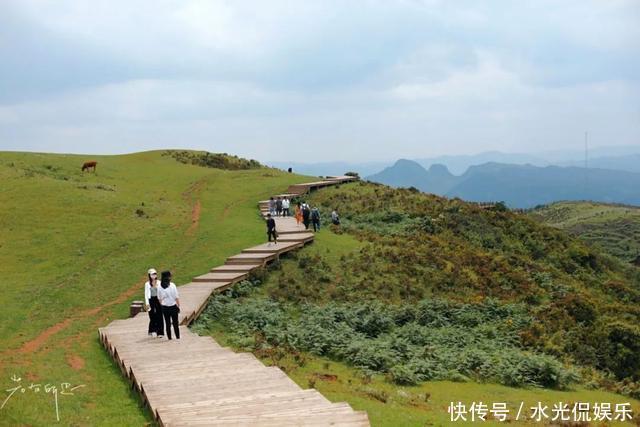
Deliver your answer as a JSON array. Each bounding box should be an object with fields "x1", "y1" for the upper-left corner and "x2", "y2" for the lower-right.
[{"x1": 98, "y1": 176, "x2": 368, "y2": 426}]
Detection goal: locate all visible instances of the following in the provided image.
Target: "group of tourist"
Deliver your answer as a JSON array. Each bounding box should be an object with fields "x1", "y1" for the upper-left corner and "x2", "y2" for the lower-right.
[
  {"x1": 266, "y1": 199, "x2": 341, "y2": 244},
  {"x1": 143, "y1": 269, "x2": 181, "y2": 340},
  {"x1": 267, "y1": 196, "x2": 291, "y2": 217},
  {"x1": 143, "y1": 198, "x2": 342, "y2": 338}
]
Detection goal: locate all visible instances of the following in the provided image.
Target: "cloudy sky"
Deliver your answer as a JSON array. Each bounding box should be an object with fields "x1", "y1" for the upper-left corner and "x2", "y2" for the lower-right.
[{"x1": 1, "y1": 1, "x2": 638, "y2": 162}]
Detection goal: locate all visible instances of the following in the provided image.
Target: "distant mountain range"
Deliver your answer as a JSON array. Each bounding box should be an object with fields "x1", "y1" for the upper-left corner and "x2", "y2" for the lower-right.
[
  {"x1": 367, "y1": 159, "x2": 640, "y2": 208},
  {"x1": 267, "y1": 161, "x2": 389, "y2": 178},
  {"x1": 268, "y1": 146, "x2": 640, "y2": 177},
  {"x1": 559, "y1": 154, "x2": 640, "y2": 174}
]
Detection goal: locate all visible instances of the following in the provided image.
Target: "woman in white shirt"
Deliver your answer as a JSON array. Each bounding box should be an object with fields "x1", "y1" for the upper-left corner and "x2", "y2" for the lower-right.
[
  {"x1": 158, "y1": 270, "x2": 181, "y2": 340},
  {"x1": 144, "y1": 268, "x2": 164, "y2": 338}
]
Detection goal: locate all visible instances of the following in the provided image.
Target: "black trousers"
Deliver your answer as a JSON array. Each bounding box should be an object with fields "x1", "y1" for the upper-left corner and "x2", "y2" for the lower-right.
[
  {"x1": 162, "y1": 305, "x2": 180, "y2": 339},
  {"x1": 148, "y1": 296, "x2": 164, "y2": 336},
  {"x1": 267, "y1": 229, "x2": 277, "y2": 242},
  {"x1": 312, "y1": 220, "x2": 320, "y2": 232}
]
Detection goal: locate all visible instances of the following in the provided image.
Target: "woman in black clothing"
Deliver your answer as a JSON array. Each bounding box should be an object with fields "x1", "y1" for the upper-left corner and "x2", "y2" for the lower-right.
[
  {"x1": 158, "y1": 271, "x2": 181, "y2": 340},
  {"x1": 302, "y1": 205, "x2": 311, "y2": 230}
]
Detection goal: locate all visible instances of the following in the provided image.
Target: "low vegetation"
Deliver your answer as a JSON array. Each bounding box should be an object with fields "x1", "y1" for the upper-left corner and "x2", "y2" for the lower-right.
[
  {"x1": 196, "y1": 181, "x2": 640, "y2": 411},
  {"x1": 530, "y1": 201, "x2": 640, "y2": 264},
  {"x1": 194, "y1": 278, "x2": 578, "y2": 389},
  {"x1": 163, "y1": 149, "x2": 262, "y2": 170}
]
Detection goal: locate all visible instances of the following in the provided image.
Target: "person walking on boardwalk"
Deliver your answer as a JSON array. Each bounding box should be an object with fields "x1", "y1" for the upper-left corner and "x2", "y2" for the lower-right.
[
  {"x1": 158, "y1": 271, "x2": 180, "y2": 340},
  {"x1": 311, "y1": 207, "x2": 321, "y2": 232},
  {"x1": 268, "y1": 197, "x2": 276, "y2": 216},
  {"x1": 295, "y1": 202, "x2": 303, "y2": 226},
  {"x1": 302, "y1": 203, "x2": 311, "y2": 230},
  {"x1": 266, "y1": 213, "x2": 277, "y2": 244},
  {"x1": 331, "y1": 209, "x2": 340, "y2": 225},
  {"x1": 275, "y1": 197, "x2": 283, "y2": 217},
  {"x1": 144, "y1": 268, "x2": 164, "y2": 338},
  {"x1": 282, "y1": 197, "x2": 290, "y2": 217}
]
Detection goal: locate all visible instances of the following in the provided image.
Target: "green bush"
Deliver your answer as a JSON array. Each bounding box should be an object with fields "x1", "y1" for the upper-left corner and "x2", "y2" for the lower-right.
[
  {"x1": 193, "y1": 289, "x2": 577, "y2": 389},
  {"x1": 596, "y1": 320, "x2": 640, "y2": 380}
]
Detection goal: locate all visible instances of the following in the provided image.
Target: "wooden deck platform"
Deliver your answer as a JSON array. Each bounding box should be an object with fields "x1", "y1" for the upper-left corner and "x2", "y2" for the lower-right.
[{"x1": 99, "y1": 177, "x2": 368, "y2": 426}]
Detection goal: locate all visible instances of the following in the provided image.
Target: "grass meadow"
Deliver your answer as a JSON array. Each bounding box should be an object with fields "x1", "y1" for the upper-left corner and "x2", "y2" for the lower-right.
[{"x1": 0, "y1": 150, "x2": 307, "y2": 425}]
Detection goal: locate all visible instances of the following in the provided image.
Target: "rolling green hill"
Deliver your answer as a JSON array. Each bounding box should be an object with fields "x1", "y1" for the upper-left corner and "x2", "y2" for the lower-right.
[
  {"x1": 0, "y1": 150, "x2": 308, "y2": 426},
  {"x1": 3, "y1": 152, "x2": 640, "y2": 426},
  {"x1": 194, "y1": 181, "x2": 640, "y2": 425},
  {"x1": 530, "y1": 201, "x2": 640, "y2": 264}
]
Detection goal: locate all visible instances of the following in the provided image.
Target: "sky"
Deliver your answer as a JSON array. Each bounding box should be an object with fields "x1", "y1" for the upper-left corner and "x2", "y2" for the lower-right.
[{"x1": 0, "y1": 0, "x2": 639, "y2": 162}]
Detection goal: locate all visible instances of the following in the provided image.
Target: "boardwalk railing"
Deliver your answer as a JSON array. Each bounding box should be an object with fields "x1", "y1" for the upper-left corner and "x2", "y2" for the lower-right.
[{"x1": 98, "y1": 175, "x2": 368, "y2": 426}]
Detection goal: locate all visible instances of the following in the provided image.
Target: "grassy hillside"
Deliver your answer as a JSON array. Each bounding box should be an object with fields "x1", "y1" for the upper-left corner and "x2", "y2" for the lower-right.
[
  {"x1": 0, "y1": 150, "x2": 308, "y2": 426},
  {"x1": 194, "y1": 181, "x2": 640, "y2": 425},
  {"x1": 530, "y1": 201, "x2": 640, "y2": 264}
]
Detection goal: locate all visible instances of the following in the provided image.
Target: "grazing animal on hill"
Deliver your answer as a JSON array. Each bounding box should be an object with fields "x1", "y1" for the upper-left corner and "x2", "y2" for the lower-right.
[{"x1": 82, "y1": 161, "x2": 97, "y2": 172}]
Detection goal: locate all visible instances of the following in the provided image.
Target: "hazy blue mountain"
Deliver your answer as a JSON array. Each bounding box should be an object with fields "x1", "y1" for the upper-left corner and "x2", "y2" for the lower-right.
[
  {"x1": 537, "y1": 145, "x2": 640, "y2": 163},
  {"x1": 269, "y1": 146, "x2": 640, "y2": 178},
  {"x1": 366, "y1": 159, "x2": 459, "y2": 194},
  {"x1": 367, "y1": 159, "x2": 640, "y2": 208},
  {"x1": 447, "y1": 163, "x2": 640, "y2": 208},
  {"x1": 415, "y1": 151, "x2": 548, "y2": 175},
  {"x1": 367, "y1": 159, "x2": 430, "y2": 191},
  {"x1": 559, "y1": 154, "x2": 640, "y2": 174},
  {"x1": 267, "y1": 161, "x2": 390, "y2": 177}
]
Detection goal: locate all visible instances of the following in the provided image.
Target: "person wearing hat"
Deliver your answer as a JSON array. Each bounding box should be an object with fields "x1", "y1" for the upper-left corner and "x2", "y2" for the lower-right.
[
  {"x1": 158, "y1": 270, "x2": 180, "y2": 340},
  {"x1": 144, "y1": 268, "x2": 164, "y2": 338}
]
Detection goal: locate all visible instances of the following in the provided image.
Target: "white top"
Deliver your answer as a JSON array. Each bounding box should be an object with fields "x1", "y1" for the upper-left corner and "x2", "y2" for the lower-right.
[
  {"x1": 144, "y1": 280, "x2": 159, "y2": 306},
  {"x1": 158, "y1": 282, "x2": 180, "y2": 307},
  {"x1": 282, "y1": 199, "x2": 290, "y2": 209}
]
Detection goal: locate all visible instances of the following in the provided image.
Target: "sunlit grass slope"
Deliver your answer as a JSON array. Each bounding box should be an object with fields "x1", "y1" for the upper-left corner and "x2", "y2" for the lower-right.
[{"x1": 0, "y1": 150, "x2": 308, "y2": 426}]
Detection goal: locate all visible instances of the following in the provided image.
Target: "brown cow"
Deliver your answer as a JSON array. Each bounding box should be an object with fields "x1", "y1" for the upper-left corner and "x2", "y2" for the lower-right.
[{"x1": 81, "y1": 161, "x2": 97, "y2": 172}]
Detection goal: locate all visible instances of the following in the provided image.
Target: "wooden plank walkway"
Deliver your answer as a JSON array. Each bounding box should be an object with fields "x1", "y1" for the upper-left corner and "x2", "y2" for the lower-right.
[{"x1": 99, "y1": 176, "x2": 369, "y2": 426}]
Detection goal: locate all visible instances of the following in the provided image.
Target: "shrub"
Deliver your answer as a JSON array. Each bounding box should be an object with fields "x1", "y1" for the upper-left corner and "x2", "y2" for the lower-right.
[
  {"x1": 193, "y1": 291, "x2": 577, "y2": 390},
  {"x1": 596, "y1": 320, "x2": 640, "y2": 380},
  {"x1": 389, "y1": 364, "x2": 420, "y2": 385},
  {"x1": 163, "y1": 150, "x2": 262, "y2": 170}
]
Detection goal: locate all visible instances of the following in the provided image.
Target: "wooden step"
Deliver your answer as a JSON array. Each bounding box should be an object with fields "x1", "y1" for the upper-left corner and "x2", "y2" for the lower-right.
[
  {"x1": 225, "y1": 252, "x2": 277, "y2": 265},
  {"x1": 210, "y1": 264, "x2": 262, "y2": 273},
  {"x1": 98, "y1": 178, "x2": 368, "y2": 427},
  {"x1": 241, "y1": 241, "x2": 302, "y2": 254},
  {"x1": 193, "y1": 272, "x2": 248, "y2": 283},
  {"x1": 278, "y1": 232, "x2": 314, "y2": 243}
]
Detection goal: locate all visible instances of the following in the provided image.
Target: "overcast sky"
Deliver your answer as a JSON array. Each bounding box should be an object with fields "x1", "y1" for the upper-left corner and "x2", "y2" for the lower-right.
[{"x1": 1, "y1": 1, "x2": 638, "y2": 162}]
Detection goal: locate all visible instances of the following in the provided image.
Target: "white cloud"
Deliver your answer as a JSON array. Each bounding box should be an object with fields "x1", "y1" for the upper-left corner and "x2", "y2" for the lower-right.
[{"x1": 1, "y1": 0, "x2": 639, "y2": 160}]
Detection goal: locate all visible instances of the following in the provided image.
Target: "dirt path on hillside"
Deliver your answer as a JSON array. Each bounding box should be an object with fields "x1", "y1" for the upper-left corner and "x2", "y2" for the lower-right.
[
  {"x1": 4, "y1": 177, "x2": 231, "y2": 364},
  {"x1": 187, "y1": 200, "x2": 201, "y2": 235},
  {"x1": 3, "y1": 277, "x2": 144, "y2": 358}
]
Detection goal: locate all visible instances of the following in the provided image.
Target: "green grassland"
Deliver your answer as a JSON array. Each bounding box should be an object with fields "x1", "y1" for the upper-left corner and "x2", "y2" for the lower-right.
[
  {"x1": 530, "y1": 201, "x2": 640, "y2": 264},
  {"x1": 194, "y1": 182, "x2": 640, "y2": 425},
  {"x1": 4, "y1": 151, "x2": 640, "y2": 426},
  {"x1": 0, "y1": 150, "x2": 308, "y2": 426}
]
